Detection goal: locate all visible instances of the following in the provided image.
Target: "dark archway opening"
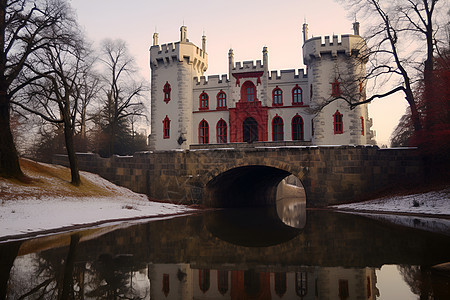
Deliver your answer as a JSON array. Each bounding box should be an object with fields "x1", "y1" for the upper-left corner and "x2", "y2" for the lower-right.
[{"x1": 243, "y1": 117, "x2": 258, "y2": 143}]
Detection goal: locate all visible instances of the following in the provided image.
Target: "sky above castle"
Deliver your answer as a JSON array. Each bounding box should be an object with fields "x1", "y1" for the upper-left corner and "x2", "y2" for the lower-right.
[{"x1": 70, "y1": 0, "x2": 408, "y2": 146}]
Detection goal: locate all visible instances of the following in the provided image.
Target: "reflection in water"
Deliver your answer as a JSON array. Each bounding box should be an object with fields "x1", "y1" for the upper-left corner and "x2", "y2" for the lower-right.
[
  {"x1": 2, "y1": 207, "x2": 450, "y2": 299},
  {"x1": 275, "y1": 175, "x2": 306, "y2": 229}
]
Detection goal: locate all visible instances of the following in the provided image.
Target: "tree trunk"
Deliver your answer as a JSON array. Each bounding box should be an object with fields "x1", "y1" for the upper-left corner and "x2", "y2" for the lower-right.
[
  {"x1": 59, "y1": 234, "x2": 80, "y2": 300},
  {"x1": 63, "y1": 117, "x2": 80, "y2": 186}
]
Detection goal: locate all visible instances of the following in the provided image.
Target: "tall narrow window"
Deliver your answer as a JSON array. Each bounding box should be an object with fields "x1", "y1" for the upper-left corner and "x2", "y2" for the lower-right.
[
  {"x1": 272, "y1": 116, "x2": 284, "y2": 141},
  {"x1": 275, "y1": 272, "x2": 287, "y2": 297},
  {"x1": 339, "y1": 279, "x2": 349, "y2": 300},
  {"x1": 199, "y1": 269, "x2": 210, "y2": 293},
  {"x1": 217, "y1": 91, "x2": 227, "y2": 109},
  {"x1": 331, "y1": 79, "x2": 342, "y2": 97},
  {"x1": 199, "y1": 92, "x2": 209, "y2": 110},
  {"x1": 199, "y1": 120, "x2": 209, "y2": 144},
  {"x1": 217, "y1": 270, "x2": 228, "y2": 295},
  {"x1": 292, "y1": 85, "x2": 303, "y2": 105},
  {"x1": 333, "y1": 110, "x2": 343, "y2": 134},
  {"x1": 243, "y1": 117, "x2": 258, "y2": 142},
  {"x1": 295, "y1": 272, "x2": 308, "y2": 297},
  {"x1": 292, "y1": 115, "x2": 304, "y2": 141},
  {"x1": 217, "y1": 119, "x2": 227, "y2": 144},
  {"x1": 360, "y1": 116, "x2": 365, "y2": 136},
  {"x1": 163, "y1": 115, "x2": 170, "y2": 139},
  {"x1": 163, "y1": 82, "x2": 171, "y2": 103},
  {"x1": 272, "y1": 87, "x2": 283, "y2": 106},
  {"x1": 162, "y1": 274, "x2": 170, "y2": 297},
  {"x1": 242, "y1": 81, "x2": 256, "y2": 102}
]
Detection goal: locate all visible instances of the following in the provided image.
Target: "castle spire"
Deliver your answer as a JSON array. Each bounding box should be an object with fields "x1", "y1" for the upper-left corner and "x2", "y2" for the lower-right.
[
  {"x1": 153, "y1": 32, "x2": 159, "y2": 46},
  {"x1": 302, "y1": 22, "x2": 309, "y2": 43},
  {"x1": 202, "y1": 31, "x2": 206, "y2": 52},
  {"x1": 180, "y1": 25, "x2": 187, "y2": 42},
  {"x1": 353, "y1": 20, "x2": 360, "y2": 35}
]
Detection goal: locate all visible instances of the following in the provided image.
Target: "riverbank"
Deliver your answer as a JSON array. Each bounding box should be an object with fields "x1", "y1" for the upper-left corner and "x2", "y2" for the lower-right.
[{"x1": 0, "y1": 159, "x2": 197, "y2": 242}]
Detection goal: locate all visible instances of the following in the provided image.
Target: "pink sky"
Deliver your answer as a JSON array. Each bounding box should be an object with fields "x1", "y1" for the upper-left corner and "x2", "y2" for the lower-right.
[{"x1": 70, "y1": 0, "x2": 408, "y2": 146}]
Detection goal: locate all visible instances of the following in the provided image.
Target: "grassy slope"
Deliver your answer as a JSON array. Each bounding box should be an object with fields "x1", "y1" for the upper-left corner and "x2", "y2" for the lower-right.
[{"x1": 0, "y1": 159, "x2": 115, "y2": 201}]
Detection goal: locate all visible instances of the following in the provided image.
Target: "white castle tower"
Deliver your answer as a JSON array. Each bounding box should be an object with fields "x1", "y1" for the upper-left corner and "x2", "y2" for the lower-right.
[
  {"x1": 149, "y1": 24, "x2": 374, "y2": 151},
  {"x1": 149, "y1": 26, "x2": 208, "y2": 150}
]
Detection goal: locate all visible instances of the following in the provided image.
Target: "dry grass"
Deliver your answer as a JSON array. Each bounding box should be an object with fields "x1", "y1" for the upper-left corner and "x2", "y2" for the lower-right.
[{"x1": 0, "y1": 159, "x2": 116, "y2": 201}]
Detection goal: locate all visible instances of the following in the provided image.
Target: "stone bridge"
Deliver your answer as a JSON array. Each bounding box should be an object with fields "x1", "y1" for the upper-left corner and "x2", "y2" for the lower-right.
[{"x1": 54, "y1": 145, "x2": 423, "y2": 208}]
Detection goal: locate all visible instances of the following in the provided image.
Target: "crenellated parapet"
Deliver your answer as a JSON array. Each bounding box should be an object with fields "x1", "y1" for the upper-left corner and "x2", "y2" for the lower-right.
[
  {"x1": 268, "y1": 69, "x2": 307, "y2": 81},
  {"x1": 193, "y1": 74, "x2": 229, "y2": 88},
  {"x1": 150, "y1": 41, "x2": 208, "y2": 73},
  {"x1": 232, "y1": 60, "x2": 264, "y2": 71},
  {"x1": 302, "y1": 34, "x2": 367, "y2": 64}
]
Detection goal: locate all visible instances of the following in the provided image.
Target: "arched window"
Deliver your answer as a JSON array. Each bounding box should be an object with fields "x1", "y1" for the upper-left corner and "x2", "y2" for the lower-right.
[
  {"x1": 333, "y1": 110, "x2": 343, "y2": 134},
  {"x1": 292, "y1": 85, "x2": 303, "y2": 105},
  {"x1": 272, "y1": 87, "x2": 283, "y2": 106},
  {"x1": 199, "y1": 269, "x2": 210, "y2": 293},
  {"x1": 272, "y1": 116, "x2": 284, "y2": 141},
  {"x1": 163, "y1": 82, "x2": 171, "y2": 103},
  {"x1": 360, "y1": 116, "x2": 365, "y2": 136},
  {"x1": 292, "y1": 114, "x2": 304, "y2": 141},
  {"x1": 199, "y1": 120, "x2": 209, "y2": 144},
  {"x1": 163, "y1": 115, "x2": 170, "y2": 139},
  {"x1": 199, "y1": 92, "x2": 209, "y2": 110},
  {"x1": 217, "y1": 270, "x2": 228, "y2": 295},
  {"x1": 242, "y1": 81, "x2": 256, "y2": 102},
  {"x1": 331, "y1": 79, "x2": 342, "y2": 97},
  {"x1": 162, "y1": 274, "x2": 170, "y2": 297},
  {"x1": 243, "y1": 117, "x2": 258, "y2": 143},
  {"x1": 217, "y1": 91, "x2": 227, "y2": 109},
  {"x1": 275, "y1": 272, "x2": 287, "y2": 297},
  {"x1": 295, "y1": 272, "x2": 308, "y2": 297},
  {"x1": 217, "y1": 119, "x2": 227, "y2": 144}
]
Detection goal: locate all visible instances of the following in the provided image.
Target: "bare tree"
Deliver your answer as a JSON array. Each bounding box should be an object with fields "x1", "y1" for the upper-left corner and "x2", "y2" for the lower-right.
[
  {"x1": 95, "y1": 39, "x2": 147, "y2": 157},
  {"x1": 0, "y1": 0, "x2": 73, "y2": 180},
  {"x1": 13, "y1": 25, "x2": 93, "y2": 185},
  {"x1": 336, "y1": 0, "x2": 445, "y2": 133}
]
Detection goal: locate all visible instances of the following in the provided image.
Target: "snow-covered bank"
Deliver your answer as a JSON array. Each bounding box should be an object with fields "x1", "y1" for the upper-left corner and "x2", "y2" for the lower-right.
[{"x1": 0, "y1": 160, "x2": 196, "y2": 242}]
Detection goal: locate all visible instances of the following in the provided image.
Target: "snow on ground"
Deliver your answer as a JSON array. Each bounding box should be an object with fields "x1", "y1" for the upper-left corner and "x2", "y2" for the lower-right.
[
  {"x1": 0, "y1": 170, "x2": 196, "y2": 242},
  {"x1": 332, "y1": 187, "x2": 450, "y2": 235}
]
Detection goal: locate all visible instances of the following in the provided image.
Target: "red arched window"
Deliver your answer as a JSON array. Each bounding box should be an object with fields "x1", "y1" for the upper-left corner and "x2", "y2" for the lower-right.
[
  {"x1": 272, "y1": 116, "x2": 284, "y2": 141},
  {"x1": 217, "y1": 271, "x2": 228, "y2": 295},
  {"x1": 241, "y1": 81, "x2": 256, "y2": 102},
  {"x1": 199, "y1": 120, "x2": 209, "y2": 144},
  {"x1": 292, "y1": 85, "x2": 303, "y2": 105},
  {"x1": 217, "y1": 90, "x2": 227, "y2": 109},
  {"x1": 163, "y1": 82, "x2": 171, "y2": 103},
  {"x1": 333, "y1": 110, "x2": 343, "y2": 134},
  {"x1": 275, "y1": 273, "x2": 287, "y2": 298},
  {"x1": 163, "y1": 115, "x2": 170, "y2": 139},
  {"x1": 216, "y1": 119, "x2": 227, "y2": 143},
  {"x1": 272, "y1": 87, "x2": 283, "y2": 106},
  {"x1": 162, "y1": 274, "x2": 170, "y2": 297},
  {"x1": 199, "y1": 92, "x2": 209, "y2": 110},
  {"x1": 331, "y1": 79, "x2": 342, "y2": 97},
  {"x1": 361, "y1": 116, "x2": 365, "y2": 136},
  {"x1": 199, "y1": 269, "x2": 210, "y2": 293},
  {"x1": 292, "y1": 114, "x2": 304, "y2": 141}
]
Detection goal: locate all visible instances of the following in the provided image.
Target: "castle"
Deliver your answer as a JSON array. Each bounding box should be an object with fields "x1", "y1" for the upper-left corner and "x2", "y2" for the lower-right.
[{"x1": 149, "y1": 23, "x2": 375, "y2": 150}]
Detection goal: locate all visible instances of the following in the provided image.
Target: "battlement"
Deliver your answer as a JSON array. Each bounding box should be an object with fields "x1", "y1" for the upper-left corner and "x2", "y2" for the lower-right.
[
  {"x1": 232, "y1": 60, "x2": 264, "y2": 71},
  {"x1": 268, "y1": 69, "x2": 307, "y2": 81},
  {"x1": 193, "y1": 74, "x2": 229, "y2": 88},
  {"x1": 302, "y1": 34, "x2": 367, "y2": 64},
  {"x1": 150, "y1": 41, "x2": 208, "y2": 72}
]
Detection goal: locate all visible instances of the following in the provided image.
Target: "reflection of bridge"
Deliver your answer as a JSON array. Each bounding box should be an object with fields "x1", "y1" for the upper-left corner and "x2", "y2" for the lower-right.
[{"x1": 54, "y1": 145, "x2": 423, "y2": 207}]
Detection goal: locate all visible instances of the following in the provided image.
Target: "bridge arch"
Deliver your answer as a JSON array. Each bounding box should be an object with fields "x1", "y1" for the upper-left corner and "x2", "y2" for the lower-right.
[{"x1": 205, "y1": 164, "x2": 308, "y2": 208}]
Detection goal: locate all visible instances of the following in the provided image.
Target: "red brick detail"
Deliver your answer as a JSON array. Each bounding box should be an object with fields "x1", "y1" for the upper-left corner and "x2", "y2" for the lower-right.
[{"x1": 229, "y1": 100, "x2": 268, "y2": 142}]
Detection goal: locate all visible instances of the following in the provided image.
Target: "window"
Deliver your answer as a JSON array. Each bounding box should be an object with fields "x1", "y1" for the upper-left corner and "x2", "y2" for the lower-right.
[
  {"x1": 243, "y1": 117, "x2": 258, "y2": 143},
  {"x1": 199, "y1": 120, "x2": 209, "y2": 144},
  {"x1": 295, "y1": 272, "x2": 308, "y2": 297},
  {"x1": 333, "y1": 110, "x2": 343, "y2": 134},
  {"x1": 199, "y1": 92, "x2": 209, "y2": 110},
  {"x1": 163, "y1": 82, "x2": 171, "y2": 103},
  {"x1": 162, "y1": 274, "x2": 170, "y2": 297},
  {"x1": 338, "y1": 279, "x2": 349, "y2": 300},
  {"x1": 292, "y1": 115, "x2": 304, "y2": 141},
  {"x1": 360, "y1": 116, "x2": 365, "y2": 136},
  {"x1": 199, "y1": 269, "x2": 210, "y2": 293},
  {"x1": 292, "y1": 85, "x2": 303, "y2": 105},
  {"x1": 275, "y1": 273, "x2": 287, "y2": 297},
  {"x1": 272, "y1": 116, "x2": 284, "y2": 141},
  {"x1": 217, "y1": 271, "x2": 228, "y2": 295},
  {"x1": 217, "y1": 91, "x2": 227, "y2": 109},
  {"x1": 331, "y1": 79, "x2": 342, "y2": 97},
  {"x1": 217, "y1": 119, "x2": 227, "y2": 144},
  {"x1": 163, "y1": 115, "x2": 170, "y2": 139},
  {"x1": 242, "y1": 81, "x2": 256, "y2": 102},
  {"x1": 272, "y1": 87, "x2": 283, "y2": 106}
]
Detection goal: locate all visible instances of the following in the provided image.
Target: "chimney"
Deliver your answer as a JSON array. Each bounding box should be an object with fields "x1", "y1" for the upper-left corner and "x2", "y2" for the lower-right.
[
  {"x1": 153, "y1": 32, "x2": 159, "y2": 46},
  {"x1": 302, "y1": 23, "x2": 309, "y2": 43},
  {"x1": 353, "y1": 21, "x2": 360, "y2": 35},
  {"x1": 180, "y1": 26, "x2": 187, "y2": 42}
]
